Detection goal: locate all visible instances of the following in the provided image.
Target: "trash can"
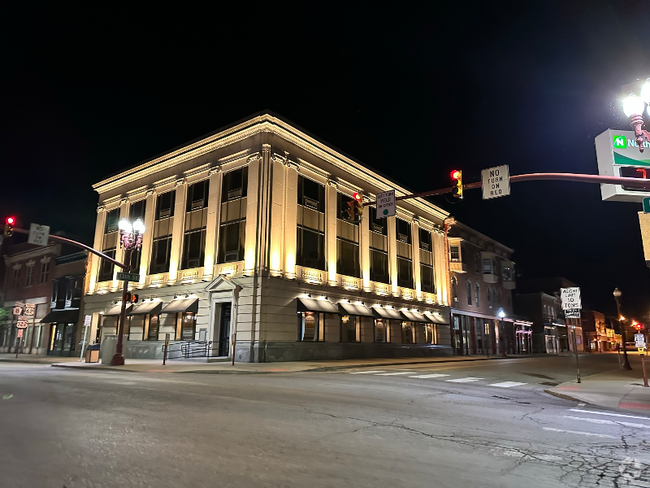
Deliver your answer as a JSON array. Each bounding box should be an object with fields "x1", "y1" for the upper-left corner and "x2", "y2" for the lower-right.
[{"x1": 85, "y1": 344, "x2": 100, "y2": 363}]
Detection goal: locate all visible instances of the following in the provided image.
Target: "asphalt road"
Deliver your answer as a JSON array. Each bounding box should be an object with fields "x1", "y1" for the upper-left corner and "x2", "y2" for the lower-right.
[{"x1": 0, "y1": 355, "x2": 648, "y2": 488}]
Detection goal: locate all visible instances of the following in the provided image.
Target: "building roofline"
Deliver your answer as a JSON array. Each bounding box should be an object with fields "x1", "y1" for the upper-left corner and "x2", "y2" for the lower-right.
[
  {"x1": 451, "y1": 220, "x2": 514, "y2": 254},
  {"x1": 92, "y1": 111, "x2": 450, "y2": 222}
]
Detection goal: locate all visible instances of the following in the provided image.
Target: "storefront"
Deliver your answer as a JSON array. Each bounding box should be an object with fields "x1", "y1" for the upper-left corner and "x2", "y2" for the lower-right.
[
  {"x1": 514, "y1": 320, "x2": 533, "y2": 354},
  {"x1": 41, "y1": 309, "x2": 80, "y2": 357},
  {"x1": 127, "y1": 300, "x2": 163, "y2": 340}
]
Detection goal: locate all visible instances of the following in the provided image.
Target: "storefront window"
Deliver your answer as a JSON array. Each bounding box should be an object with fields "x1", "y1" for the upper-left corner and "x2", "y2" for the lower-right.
[
  {"x1": 340, "y1": 315, "x2": 359, "y2": 342},
  {"x1": 181, "y1": 312, "x2": 196, "y2": 341},
  {"x1": 148, "y1": 315, "x2": 160, "y2": 340},
  {"x1": 401, "y1": 321, "x2": 415, "y2": 344},
  {"x1": 424, "y1": 324, "x2": 437, "y2": 344},
  {"x1": 374, "y1": 319, "x2": 388, "y2": 343},
  {"x1": 298, "y1": 312, "x2": 322, "y2": 341}
]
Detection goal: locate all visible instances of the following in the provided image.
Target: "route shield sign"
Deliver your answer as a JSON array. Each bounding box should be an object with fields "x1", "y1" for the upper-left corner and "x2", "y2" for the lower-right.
[{"x1": 560, "y1": 287, "x2": 582, "y2": 311}]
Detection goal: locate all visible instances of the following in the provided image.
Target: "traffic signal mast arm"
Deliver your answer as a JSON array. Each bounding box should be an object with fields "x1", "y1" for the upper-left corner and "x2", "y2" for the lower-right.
[
  {"x1": 4, "y1": 225, "x2": 127, "y2": 269},
  {"x1": 362, "y1": 172, "x2": 650, "y2": 206}
]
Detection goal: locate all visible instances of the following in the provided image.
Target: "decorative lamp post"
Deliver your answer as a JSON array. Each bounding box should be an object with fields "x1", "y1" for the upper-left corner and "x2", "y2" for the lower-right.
[
  {"x1": 498, "y1": 310, "x2": 507, "y2": 357},
  {"x1": 613, "y1": 288, "x2": 632, "y2": 370},
  {"x1": 111, "y1": 218, "x2": 145, "y2": 366},
  {"x1": 622, "y1": 79, "x2": 650, "y2": 152}
]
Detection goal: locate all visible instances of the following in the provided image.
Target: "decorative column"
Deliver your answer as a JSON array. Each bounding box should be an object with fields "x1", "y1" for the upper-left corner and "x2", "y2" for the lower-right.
[
  {"x1": 411, "y1": 219, "x2": 421, "y2": 300},
  {"x1": 244, "y1": 154, "x2": 262, "y2": 274},
  {"x1": 168, "y1": 178, "x2": 187, "y2": 284},
  {"x1": 269, "y1": 151, "x2": 288, "y2": 276},
  {"x1": 387, "y1": 216, "x2": 398, "y2": 296},
  {"x1": 88, "y1": 206, "x2": 106, "y2": 294},
  {"x1": 203, "y1": 166, "x2": 222, "y2": 279},
  {"x1": 432, "y1": 227, "x2": 447, "y2": 305},
  {"x1": 360, "y1": 195, "x2": 370, "y2": 291},
  {"x1": 138, "y1": 189, "x2": 156, "y2": 287},
  {"x1": 326, "y1": 180, "x2": 338, "y2": 286},
  {"x1": 284, "y1": 161, "x2": 299, "y2": 279},
  {"x1": 112, "y1": 199, "x2": 129, "y2": 290}
]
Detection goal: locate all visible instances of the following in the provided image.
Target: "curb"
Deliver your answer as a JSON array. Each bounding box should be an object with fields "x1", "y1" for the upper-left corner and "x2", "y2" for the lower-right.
[
  {"x1": 50, "y1": 364, "x2": 142, "y2": 373},
  {"x1": 543, "y1": 388, "x2": 584, "y2": 403},
  {"x1": 0, "y1": 358, "x2": 58, "y2": 365}
]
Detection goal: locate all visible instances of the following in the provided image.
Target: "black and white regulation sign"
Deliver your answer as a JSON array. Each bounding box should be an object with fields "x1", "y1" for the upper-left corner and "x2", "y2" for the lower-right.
[
  {"x1": 481, "y1": 165, "x2": 511, "y2": 200},
  {"x1": 560, "y1": 287, "x2": 582, "y2": 311}
]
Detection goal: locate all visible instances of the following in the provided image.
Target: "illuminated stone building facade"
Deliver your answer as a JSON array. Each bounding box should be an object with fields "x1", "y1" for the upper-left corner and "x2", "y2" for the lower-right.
[{"x1": 84, "y1": 113, "x2": 452, "y2": 362}]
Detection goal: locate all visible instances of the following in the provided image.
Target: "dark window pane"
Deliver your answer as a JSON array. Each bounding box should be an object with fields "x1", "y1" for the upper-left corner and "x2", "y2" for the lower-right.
[
  {"x1": 222, "y1": 167, "x2": 248, "y2": 202},
  {"x1": 337, "y1": 240, "x2": 360, "y2": 277},
  {"x1": 105, "y1": 209, "x2": 120, "y2": 233},
  {"x1": 98, "y1": 249, "x2": 116, "y2": 282},
  {"x1": 419, "y1": 228, "x2": 431, "y2": 251},
  {"x1": 397, "y1": 257, "x2": 413, "y2": 289},
  {"x1": 369, "y1": 207, "x2": 387, "y2": 235},
  {"x1": 130, "y1": 200, "x2": 146, "y2": 222},
  {"x1": 156, "y1": 192, "x2": 175, "y2": 220},
  {"x1": 218, "y1": 221, "x2": 245, "y2": 263},
  {"x1": 151, "y1": 237, "x2": 172, "y2": 273},
  {"x1": 297, "y1": 228, "x2": 325, "y2": 270},
  {"x1": 421, "y1": 264, "x2": 435, "y2": 293},
  {"x1": 370, "y1": 250, "x2": 389, "y2": 283},
  {"x1": 182, "y1": 230, "x2": 206, "y2": 269},
  {"x1": 298, "y1": 176, "x2": 325, "y2": 211},
  {"x1": 186, "y1": 180, "x2": 209, "y2": 211},
  {"x1": 397, "y1": 219, "x2": 411, "y2": 243}
]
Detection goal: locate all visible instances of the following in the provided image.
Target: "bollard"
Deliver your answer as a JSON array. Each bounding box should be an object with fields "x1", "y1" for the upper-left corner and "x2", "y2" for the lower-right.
[
  {"x1": 163, "y1": 333, "x2": 170, "y2": 366},
  {"x1": 642, "y1": 351, "x2": 649, "y2": 388}
]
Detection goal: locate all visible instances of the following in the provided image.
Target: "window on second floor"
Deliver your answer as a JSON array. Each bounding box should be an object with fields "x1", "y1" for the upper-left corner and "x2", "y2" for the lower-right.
[
  {"x1": 466, "y1": 281, "x2": 472, "y2": 305},
  {"x1": 336, "y1": 192, "x2": 360, "y2": 278},
  {"x1": 450, "y1": 246, "x2": 460, "y2": 262},
  {"x1": 13, "y1": 268, "x2": 20, "y2": 288},
  {"x1": 182, "y1": 180, "x2": 209, "y2": 269},
  {"x1": 218, "y1": 168, "x2": 248, "y2": 264},
  {"x1": 297, "y1": 176, "x2": 325, "y2": 271},
  {"x1": 483, "y1": 258, "x2": 492, "y2": 274},
  {"x1": 369, "y1": 207, "x2": 389, "y2": 284},
  {"x1": 475, "y1": 283, "x2": 480, "y2": 307},
  {"x1": 40, "y1": 261, "x2": 49, "y2": 283},
  {"x1": 419, "y1": 228, "x2": 431, "y2": 251},
  {"x1": 25, "y1": 266, "x2": 33, "y2": 287}
]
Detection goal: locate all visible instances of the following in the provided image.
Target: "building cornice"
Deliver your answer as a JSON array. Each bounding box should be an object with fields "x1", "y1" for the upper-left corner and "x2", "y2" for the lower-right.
[{"x1": 92, "y1": 114, "x2": 449, "y2": 223}]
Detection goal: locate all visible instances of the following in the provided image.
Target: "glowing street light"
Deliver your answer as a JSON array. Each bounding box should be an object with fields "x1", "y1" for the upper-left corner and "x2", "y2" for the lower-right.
[
  {"x1": 111, "y1": 218, "x2": 145, "y2": 366},
  {"x1": 622, "y1": 79, "x2": 650, "y2": 152}
]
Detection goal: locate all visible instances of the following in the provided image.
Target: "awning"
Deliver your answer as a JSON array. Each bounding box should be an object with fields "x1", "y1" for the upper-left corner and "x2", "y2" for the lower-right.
[
  {"x1": 129, "y1": 301, "x2": 163, "y2": 316},
  {"x1": 338, "y1": 302, "x2": 374, "y2": 317},
  {"x1": 297, "y1": 297, "x2": 339, "y2": 314},
  {"x1": 424, "y1": 311, "x2": 449, "y2": 324},
  {"x1": 40, "y1": 309, "x2": 79, "y2": 324},
  {"x1": 104, "y1": 303, "x2": 133, "y2": 316},
  {"x1": 371, "y1": 306, "x2": 403, "y2": 320},
  {"x1": 161, "y1": 298, "x2": 199, "y2": 314},
  {"x1": 400, "y1": 310, "x2": 429, "y2": 323}
]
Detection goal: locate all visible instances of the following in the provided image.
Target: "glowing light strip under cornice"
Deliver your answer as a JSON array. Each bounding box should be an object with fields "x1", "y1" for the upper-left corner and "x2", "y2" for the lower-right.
[{"x1": 93, "y1": 114, "x2": 449, "y2": 221}]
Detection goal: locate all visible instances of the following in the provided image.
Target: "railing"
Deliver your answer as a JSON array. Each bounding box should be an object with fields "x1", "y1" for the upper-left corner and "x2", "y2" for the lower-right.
[{"x1": 163, "y1": 341, "x2": 222, "y2": 360}]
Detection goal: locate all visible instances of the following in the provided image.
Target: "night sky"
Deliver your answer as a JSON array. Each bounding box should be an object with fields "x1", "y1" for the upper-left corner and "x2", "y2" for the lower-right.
[{"x1": 2, "y1": 2, "x2": 650, "y2": 318}]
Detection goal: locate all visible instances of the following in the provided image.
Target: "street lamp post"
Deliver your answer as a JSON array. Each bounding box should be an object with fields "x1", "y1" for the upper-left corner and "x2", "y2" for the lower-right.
[
  {"x1": 613, "y1": 288, "x2": 632, "y2": 371},
  {"x1": 623, "y1": 80, "x2": 650, "y2": 152},
  {"x1": 111, "y1": 218, "x2": 145, "y2": 366},
  {"x1": 498, "y1": 310, "x2": 507, "y2": 358}
]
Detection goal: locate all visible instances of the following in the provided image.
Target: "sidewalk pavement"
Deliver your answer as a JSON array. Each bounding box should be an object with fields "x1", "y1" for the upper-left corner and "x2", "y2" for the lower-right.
[
  {"x1": 545, "y1": 368, "x2": 650, "y2": 412},
  {"x1": 0, "y1": 352, "x2": 544, "y2": 374}
]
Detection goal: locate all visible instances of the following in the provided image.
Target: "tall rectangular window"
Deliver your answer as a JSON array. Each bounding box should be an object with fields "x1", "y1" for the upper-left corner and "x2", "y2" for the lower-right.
[
  {"x1": 99, "y1": 208, "x2": 119, "y2": 282},
  {"x1": 296, "y1": 176, "x2": 325, "y2": 270},
  {"x1": 40, "y1": 261, "x2": 49, "y2": 283},
  {"x1": 336, "y1": 193, "x2": 360, "y2": 278},
  {"x1": 396, "y1": 218, "x2": 413, "y2": 289},
  {"x1": 150, "y1": 192, "x2": 175, "y2": 274},
  {"x1": 13, "y1": 268, "x2": 20, "y2": 288},
  {"x1": 419, "y1": 228, "x2": 435, "y2": 293},
  {"x1": 182, "y1": 179, "x2": 209, "y2": 269},
  {"x1": 218, "y1": 167, "x2": 248, "y2": 263},
  {"x1": 369, "y1": 207, "x2": 389, "y2": 284},
  {"x1": 25, "y1": 266, "x2": 33, "y2": 287},
  {"x1": 340, "y1": 315, "x2": 359, "y2": 342}
]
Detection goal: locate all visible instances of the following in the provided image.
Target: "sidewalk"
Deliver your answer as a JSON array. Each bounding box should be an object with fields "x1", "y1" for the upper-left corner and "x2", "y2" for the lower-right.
[
  {"x1": 0, "y1": 352, "x2": 545, "y2": 374},
  {"x1": 545, "y1": 368, "x2": 650, "y2": 412}
]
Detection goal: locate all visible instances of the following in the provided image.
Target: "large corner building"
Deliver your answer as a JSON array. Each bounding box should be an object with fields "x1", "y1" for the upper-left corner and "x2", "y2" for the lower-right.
[{"x1": 84, "y1": 113, "x2": 453, "y2": 362}]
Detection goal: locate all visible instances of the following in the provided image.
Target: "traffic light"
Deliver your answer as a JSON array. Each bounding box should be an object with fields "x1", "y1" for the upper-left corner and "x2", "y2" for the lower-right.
[
  {"x1": 343, "y1": 193, "x2": 363, "y2": 222},
  {"x1": 353, "y1": 192, "x2": 363, "y2": 217},
  {"x1": 633, "y1": 320, "x2": 643, "y2": 331},
  {"x1": 4, "y1": 216, "x2": 15, "y2": 237},
  {"x1": 451, "y1": 170, "x2": 463, "y2": 199},
  {"x1": 125, "y1": 292, "x2": 139, "y2": 304}
]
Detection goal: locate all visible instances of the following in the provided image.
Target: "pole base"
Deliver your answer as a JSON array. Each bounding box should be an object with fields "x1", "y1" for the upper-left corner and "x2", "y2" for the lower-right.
[{"x1": 111, "y1": 354, "x2": 125, "y2": 366}]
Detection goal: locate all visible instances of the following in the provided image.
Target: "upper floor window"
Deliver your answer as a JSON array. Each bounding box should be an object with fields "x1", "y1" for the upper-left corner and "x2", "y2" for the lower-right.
[
  {"x1": 151, "y1": 191, "x2": 176, "y2": 274},
  {"x1": 182, "y1": 180, "x2": 209, "y2": 269},
  {"x1": 13, "y1": 268, "x2": 20, "y2": 288},
  {"x1": 222, "y1": 166, "x2": 248, "y2": 202},
  {"x1": 466, "y1": 280, "x2": 472, "y2": 305},
  {"x1": 369, "y1": 207, "x2": 389, "y2": 284},
  {"x1": 475, "y1": 283, "x2": 480, "y2": 307},
  {"x1": 396, "y1": 219, "x2": 411, "y2": 244},
  {"x1": 186, "y1": 179, "x2": 209, "y2": 212},
  {"x1": 482, "y1": 258, "x2": 492, "y2": 274},
  {"x1": 105, "y1": 208, "x2": 119, "y2": 233},
  {"x1": 369, "y1": 206, "x2": 387, "y2": 236},
  {"x1": 298, "y1": 176, "x2": 325, "y2": 212},
  {"x1": 502, "y1": 265, "x2": 513, "y2": 281},
  {"x1": 40, "y1": 261, "x2": 49, "y2": 283},
  {"x1": 452, "y1": 277, "x2": 458, "y2": 301},
  {"x1": 296, "y1": 176, "x2": 325, "y2": 271},
  {"x1": 155, "y1": 191, "x2": 176, "y2": 220},
  {"x1": 336, "y1": 192, "x2": 360, "y2": 278},
  {"x1": 130, "y1": 199, "x2": 146, "y2": 222},
  {"x1": 475, "y1": 252, "x2": 481, "y2": 273},
  {"x1": 450, "y1": 246, "x2": 460, "y2": 262},
  {"x1": 419, "y1": 228, "x2": 431, "y2": 251},
  {"x1": 25, "y1": 265, "x2": 33, "y2": 287},
  {"x1": 487, "y1": 287, "x2": 492, "y2": 303}
]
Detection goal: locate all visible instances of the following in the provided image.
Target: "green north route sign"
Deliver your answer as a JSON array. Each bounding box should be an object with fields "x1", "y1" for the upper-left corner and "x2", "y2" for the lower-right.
[
  {"x1": 117, "y1": 272, "x2": 141, "y2": 282},
  {"x1": 644, "y1": 197, "x2": 650, "y2": 214}
]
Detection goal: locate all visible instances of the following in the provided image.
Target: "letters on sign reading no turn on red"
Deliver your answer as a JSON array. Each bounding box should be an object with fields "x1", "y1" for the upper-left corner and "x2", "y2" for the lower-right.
[{"x1": 481, "y1": 165, "x2": 511, "y2": 200}]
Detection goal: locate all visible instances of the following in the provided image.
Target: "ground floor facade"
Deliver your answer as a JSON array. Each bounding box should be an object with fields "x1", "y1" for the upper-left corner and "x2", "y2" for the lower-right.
[
  {"x1": 83, "y1": 274, "x2": 452, "y2": 363},
  {"x1": 451, "y1": 310, "x2": 532, "y2": 356}
]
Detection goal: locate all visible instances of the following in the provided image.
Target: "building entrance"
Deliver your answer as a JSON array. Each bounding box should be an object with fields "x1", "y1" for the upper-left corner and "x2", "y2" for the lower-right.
[{"x1": 218, "y1": 303, "x2": 231, "y2": 357}]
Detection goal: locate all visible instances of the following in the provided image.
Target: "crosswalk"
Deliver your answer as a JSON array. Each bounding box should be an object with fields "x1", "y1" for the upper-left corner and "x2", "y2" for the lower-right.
[{"x1": 346, "y1": 369, "x2": 528, "y2": 388}]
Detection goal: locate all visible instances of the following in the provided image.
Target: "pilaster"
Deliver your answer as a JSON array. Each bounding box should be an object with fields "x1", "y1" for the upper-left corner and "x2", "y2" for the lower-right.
[
  {"x1": 360, "y1": 196, "x2": 370, "y2": 291},
  {"x1": 138, "y1": 189, "x2": 156, "y2": 286},
  {"x1": 88, "y1": 206, "x2": 106, "y2": 294},
  {"x1": 113, "y1": 199, "x2": 129, "y2": 290},
  {"x1": 284, "y1": 161, "x2": 299, "y2": 279},
  {"x1": 244, "y1": 154, "x2": 261, "y2": 274},
  {"x1": 326, "y1": 180, "x2": 338, "y2": 285},
  {"x1": 432, "y1": 229, "x2": 447, "y2": 305},
  {"x1": 388, "y1": 216, "x2": 398, "y2": 296},
  {"x1": 203, "y1": 166, "x2": 222, "y2": 279},
  {"x1": 269, "y1": 150, "x2": 288, "y2": 276},
  {"x1": 411, "y1": 219, "x2": 421, "y2": 299},
  {"x1": 168, "y1": 179, "x2": 187, "y2": 284}
]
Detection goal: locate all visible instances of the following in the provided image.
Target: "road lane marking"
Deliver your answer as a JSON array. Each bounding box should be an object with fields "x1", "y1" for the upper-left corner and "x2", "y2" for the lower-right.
[
  {"x1": 542, "y1": 427, "x2": 616, "y2": 439},
  {"x1": 488, "y1": 381, "x2": 527, "y2": 388},
  {"x1": 349, "y1": 371, "x2": 387, "y2": 374},
  {"x1": 375, "y1": 371, "x2": 418, "y2": 376},
  {"x1": 569, "y1": 409, "x2": 650, "y2": 421},
  {"x1": 446, "y1": 377, "x2": 484, "y2": 383},
  {"x1": 408, "y1": 374, "x2": 450, "y2": 379},
  {"x1": 564, "y1": 415, "x2": 650, "y2": 429}
]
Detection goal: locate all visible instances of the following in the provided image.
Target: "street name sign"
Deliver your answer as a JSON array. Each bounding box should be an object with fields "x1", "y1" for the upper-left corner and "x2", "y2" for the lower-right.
[
  {"x1": 24, "y1": 303, "x2": 35, "y2": 317},
  {"x1": 564, "y1": 309, "x2": 581, "y2": 319},
  {"x1": 481, "y1": 165, "x2": 511, "y2": 200},
  {"x1": 117, "y1": 272, "x2": 141, "y2": 282},
  {"x1": 376, "y1": 190, "x2": 396, "y2": 218},
  {"x1": 28, "y1": 223, "x2": 50, "y2": 246},
  {"x1": 560, "y1": 287, "x2": 581, "y2": 311}
]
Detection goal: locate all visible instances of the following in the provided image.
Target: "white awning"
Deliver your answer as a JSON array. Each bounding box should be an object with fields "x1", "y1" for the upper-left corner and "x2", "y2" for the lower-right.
[
  {"x1": 104, "y1": 303, "x2": 133, "y2": 316},
  {"x1": 161, "y1": 298, "x2": 199, "y2": 314},
  {"x1": 338, "y1": 302, "x2": 374, "y2": 317},
  {"x1": 371, "y1": 306, "x2": 403, "y2": 320},
  {"x1": 400, "y1": 310, "x2": 429, "y2": 323},
  {"x1": 297, "y1": 298, "x2": 339, "y2": 314},
  {"x1": 424, "y1": 311, "x2": 449, "y2": 324},
  {"x1": 129, "y1": 301, "x2": 163, "y2": 316}
]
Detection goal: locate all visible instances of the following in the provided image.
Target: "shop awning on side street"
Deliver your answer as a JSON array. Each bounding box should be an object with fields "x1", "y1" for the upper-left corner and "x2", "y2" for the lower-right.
[
  {"x1": 371, "y1": 306, "x2": 403, "y2": 320},
  {"x1": 128, "y1": 301, "x2": 163, "y2": 316},
  {"x1": 104, "y1": 303, "x2": 133, "y2": 316},
  {"x1": 297, "y1": 297, "x2": 339, "y2": 314},
  {"x1": 400, "y1": 310, "x2": 429, "y2": 323},
  {"x1": 40, "y1": 309, "x2": 80, "y2": 324},
  {"x1": 161, "y1": 298, "x2": 199, "y2": 314},
  {"x1": 424, "y1": 311, "x2": 449, "y2": 324},
  {"x1": 338, "y1": 302, "x2": 374, "y2": 317}
]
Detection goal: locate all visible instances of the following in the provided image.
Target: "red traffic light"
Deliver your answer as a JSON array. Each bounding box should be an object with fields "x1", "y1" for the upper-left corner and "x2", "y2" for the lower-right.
[
  {"x1": 6, "y1": 216, "x2": 15, "y2": 225},
  {"x1": 450, "y1": 170, "x2": 461, "y2": 180},
  {"x1": 352, "y1": 192, "x2": 362, "y2": 202}
]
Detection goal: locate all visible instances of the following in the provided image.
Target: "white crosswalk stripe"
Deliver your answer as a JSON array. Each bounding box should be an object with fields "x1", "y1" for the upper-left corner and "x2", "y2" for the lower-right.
[
  {"x1": 349, "y1": 370, "x2": 387, "y2": 374},
  {"x1": 488, "y1": 381, "x2": 527, "y2": 388},
  {"x1": 446, "y1": 377, "x2": 484, "y2": 383},
  {"x1": 375, "y1": 371, "x2": 418, "y2": 376},
  {"x1": 408, "y1": 374, "x2": 450, "y2": 379}
]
